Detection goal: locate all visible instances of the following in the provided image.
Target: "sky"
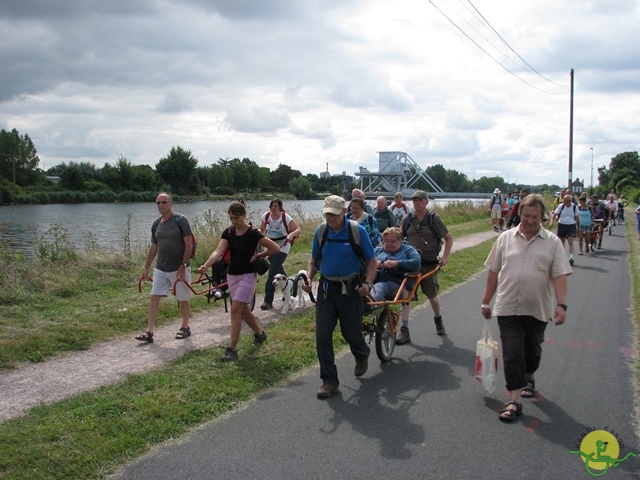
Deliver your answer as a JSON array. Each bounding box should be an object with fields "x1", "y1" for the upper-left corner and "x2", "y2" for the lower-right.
[{"x1": 1, "y1": 0, "x2": 639, "y2": 188}]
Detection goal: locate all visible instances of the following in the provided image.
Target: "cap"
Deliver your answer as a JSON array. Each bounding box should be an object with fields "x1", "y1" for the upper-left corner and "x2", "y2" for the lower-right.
[
  {"x1": 493, "y1": 188, "x2": 501, "y2": 194},
  {"x1": 590, "y1": 193, "x2": 598, "y2": 198},
  {"x1": 411, "y1": 190, "x2": 429, "y2": 200},
  {"x1": 322, "y1": 195, "x2": 346, "y2": 216}
]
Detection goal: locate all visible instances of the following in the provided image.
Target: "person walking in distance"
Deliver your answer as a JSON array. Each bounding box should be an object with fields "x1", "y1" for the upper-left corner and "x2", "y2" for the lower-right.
[
  {"x1": 489, "y1": 188, "x2": 503, "y2": 232},
  {"x1": 399, "y1": 190, "x2": 453, "y2": 341},
  {"x1": 391, "y1": 191, "x2": 411, "y2": 226},
  {"x1": 136, "y1": 192, "x2": 194, "y2": 343},
  {"x1": 550, "y1": 193, "x2": 580, "y2": 266},
  {"x1": 481, "y1": 194, "x2": 571, "y2": 422},
  {"x1": 258, "y1": 198, "x2": 302, "y2": 311},
  {"x1": 301, "y1": 195, "x2": 377, "y2": 399}
]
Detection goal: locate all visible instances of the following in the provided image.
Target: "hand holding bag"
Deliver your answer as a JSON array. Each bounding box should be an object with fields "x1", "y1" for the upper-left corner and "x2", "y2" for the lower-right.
[{"x1": 475, "y1": 319, "x2": 499, "y2": 394}]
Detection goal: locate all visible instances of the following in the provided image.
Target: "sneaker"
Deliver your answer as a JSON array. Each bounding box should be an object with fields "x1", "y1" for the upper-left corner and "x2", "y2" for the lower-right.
[
  {"x1": 396, "y1": 326, "x2": 411, "y2": 345},
  {"x1": 317, "y1": 384, "x2": 339, "y2": 399},
  {"x1": 260, "y1": 302, "x2": 273, "y2": 310},
  {"x1": 354, "y1": 357, "x2": 368, "y2": 377},
  {"x1": 253, "y1": 330, "x2": 268, "y2": 345},
  {"x1": 569, "y1": 257, "x2": 574, "y2": 266},
  {"x1": 220, "y1": 347, "x2": 238, "y2": 362},
  {"x1": 434, "y1": 315, "x2": 446, "y2": 336}
]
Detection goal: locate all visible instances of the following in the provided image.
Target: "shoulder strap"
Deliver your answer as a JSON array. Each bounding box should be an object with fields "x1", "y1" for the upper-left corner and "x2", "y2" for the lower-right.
[
  {"x1": 265, "y1": 211, "x2": 271, "y2": 226},
  {"x1": 173, "y1": 213, "x2": 184, "y2": 235},
  {"x1": 402, "y1": 212, "x2": 413, "y2": 238},
  {"x1": 266, "y1": 211, "x2": 289, "y2": 234}
]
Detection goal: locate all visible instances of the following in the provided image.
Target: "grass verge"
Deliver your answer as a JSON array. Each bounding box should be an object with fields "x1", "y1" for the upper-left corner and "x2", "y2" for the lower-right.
[{"x1": 0, "y1": 238, "x2": 496, "y2": 479}]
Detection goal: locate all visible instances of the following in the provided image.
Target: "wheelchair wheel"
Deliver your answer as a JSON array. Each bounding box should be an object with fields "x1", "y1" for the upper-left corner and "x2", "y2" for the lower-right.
[{"x1": 375, "y1": 309, "x2": 398, "y2": 362}]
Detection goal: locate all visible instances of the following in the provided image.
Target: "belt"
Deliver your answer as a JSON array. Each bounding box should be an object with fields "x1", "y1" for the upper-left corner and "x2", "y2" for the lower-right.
[{"x1": 320, "y1": 274, "x2": 360, "y2": 295}]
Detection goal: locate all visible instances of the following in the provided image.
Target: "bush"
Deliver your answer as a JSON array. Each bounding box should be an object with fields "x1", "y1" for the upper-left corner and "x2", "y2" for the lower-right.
[
  {"x1": 35, "y1": 191, "x2": 50, "y2": 204},
  {"x1": 215, "y1": 186, "x2": 235, "y2": 195}
]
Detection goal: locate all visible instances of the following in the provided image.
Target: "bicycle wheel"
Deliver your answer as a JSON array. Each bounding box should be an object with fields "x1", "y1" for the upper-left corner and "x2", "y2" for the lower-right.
[{"x1": 375, "y1": 309, "x2": 398, "y2": 362}]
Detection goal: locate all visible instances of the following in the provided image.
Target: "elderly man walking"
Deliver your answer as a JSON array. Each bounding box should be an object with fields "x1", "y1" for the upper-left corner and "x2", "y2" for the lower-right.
[
  {"x1": 481, "y1": 194, "x2": 571, "y2": 422},
  {"x1": 302, "y1": 195, "x2": 377, "y2": 399}
]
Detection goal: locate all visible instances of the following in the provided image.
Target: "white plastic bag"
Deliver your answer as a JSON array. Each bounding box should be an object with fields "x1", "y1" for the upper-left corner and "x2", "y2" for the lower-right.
[{"x1": 475, "y1": 319, "x2": 499, "y2": 394}]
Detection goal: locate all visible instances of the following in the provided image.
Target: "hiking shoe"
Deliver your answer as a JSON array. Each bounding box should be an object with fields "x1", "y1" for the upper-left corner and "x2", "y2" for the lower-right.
[
  {"x1": 434, "y1": 315, "x2": 446, "y2": 336},
  {"x1": 260, "y1": 302, "x2": 273, "y2": 310},
  {"x1": 396, "y1": 326, "x2": 411, "y2": 344},
  {"x1": 220, "y1": 347, "x2": 238, "y2": 362},
  {"x1": 317, "y1": 384, "x2": 339, "y2": 399},
  {"x1": 354, "y1": 357, "x2": 368, "y2": 377},
  {"x1": 253, "y1": 330, "x2": 268, "y2": 345}
]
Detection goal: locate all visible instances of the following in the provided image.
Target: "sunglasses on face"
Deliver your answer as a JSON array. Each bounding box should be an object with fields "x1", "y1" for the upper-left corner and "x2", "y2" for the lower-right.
[{"x1": 156, "y1": 201, "x2": 170, "y2": 204}]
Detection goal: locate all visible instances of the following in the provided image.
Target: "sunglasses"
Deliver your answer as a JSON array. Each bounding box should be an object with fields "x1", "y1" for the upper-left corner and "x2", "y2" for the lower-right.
[{"x1": 156, "y1": 201, "x2": 170, "y2": 205}]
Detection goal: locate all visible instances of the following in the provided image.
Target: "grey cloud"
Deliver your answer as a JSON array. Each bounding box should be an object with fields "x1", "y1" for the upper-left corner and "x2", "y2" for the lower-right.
[
  {"x1": 154, "y1": 93, "x2": 192, "y2": 113},
  {"x1": 223, "y1": 107, "x2": 291, "y2": 133}
]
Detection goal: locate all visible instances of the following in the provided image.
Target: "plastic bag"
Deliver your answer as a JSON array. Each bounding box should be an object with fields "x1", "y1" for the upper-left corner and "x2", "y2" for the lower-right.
[{"x1": 475, "y1": 319, "x2": 499, "y2": 394}]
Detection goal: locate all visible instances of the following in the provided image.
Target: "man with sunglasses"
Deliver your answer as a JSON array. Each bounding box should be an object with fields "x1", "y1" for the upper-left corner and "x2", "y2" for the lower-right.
[{"x1": 135, "y1": 192, "x2": 193, "y2": 343}]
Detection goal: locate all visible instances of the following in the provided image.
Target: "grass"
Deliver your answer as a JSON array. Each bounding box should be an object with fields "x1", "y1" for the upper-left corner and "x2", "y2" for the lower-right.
[{"x1": 0, "y1": 236, "x2": 496, "y2": 479}]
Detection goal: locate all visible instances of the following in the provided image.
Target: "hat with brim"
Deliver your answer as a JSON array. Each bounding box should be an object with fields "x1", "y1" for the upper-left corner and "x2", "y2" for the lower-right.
[
  {"x1": 411, "y1": 190, "x2": 428, "y2": 200},
  {"x1": 322, "y1": 195, "x2": 346, "y2": 216},
  {"x1": 494, "y1": 188, "x2": 501, "y2": 194}
]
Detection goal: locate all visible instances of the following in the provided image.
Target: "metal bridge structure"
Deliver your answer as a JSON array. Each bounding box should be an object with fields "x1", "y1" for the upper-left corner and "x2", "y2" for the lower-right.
[{"x1": 354, "y1": 151, "x2": 445, "y2": 198}]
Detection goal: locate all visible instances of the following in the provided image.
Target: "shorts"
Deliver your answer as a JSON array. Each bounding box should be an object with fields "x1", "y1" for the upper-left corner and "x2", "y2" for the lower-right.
[
  {"x1": 418, "y1": 262, "x2": 440, "y2": 299},
  {"x1": 491, "y1": 209, "x2": 502, "y2": 220},
  {"x1": 580, "y1": 225, "x2": 593, "y2": 233},
  {"x1": 151, "y1": 268, "x2": 192, "y2": 302},
  {"x1": 227, "y1": 273, "x2": 257, "y2": 304},
  {"x1": 557, "y1": 223, "x2": 577, "y2": 239}
]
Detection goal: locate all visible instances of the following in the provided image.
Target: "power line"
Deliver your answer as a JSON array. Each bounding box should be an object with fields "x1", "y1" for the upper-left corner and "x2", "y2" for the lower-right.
[
  {"x1": 429, "y1": 0, "x2": 569, "y2": 95},
  {"x1": 467, "y1": 0, "x2": 569, "y2": 87}
]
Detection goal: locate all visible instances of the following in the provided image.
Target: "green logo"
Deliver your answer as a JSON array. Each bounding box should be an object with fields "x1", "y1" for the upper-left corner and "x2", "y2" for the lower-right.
[{"x1": 569, "y1": 429, "x2": 636, "y2": 476}]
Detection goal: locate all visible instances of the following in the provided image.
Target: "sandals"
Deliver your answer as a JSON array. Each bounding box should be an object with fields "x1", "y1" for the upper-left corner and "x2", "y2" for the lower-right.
[
  {"x1": 135, "y1": 331, "x2": 154, "y2": 343},
  {"x1": 520, "y1": 378, "x2": 536, "y2": 399},
  {"x1": 498, "y1": 401, "x2": 523, "y2": 421},
  {"x1": 175, "y1": 326, "x2": 191, "y2": 339}
]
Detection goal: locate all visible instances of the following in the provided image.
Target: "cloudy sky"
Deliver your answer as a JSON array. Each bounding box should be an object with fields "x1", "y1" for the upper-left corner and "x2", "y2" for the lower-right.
[{"x1": 1, "y1": 0, "x2": 638, "y2": 188}]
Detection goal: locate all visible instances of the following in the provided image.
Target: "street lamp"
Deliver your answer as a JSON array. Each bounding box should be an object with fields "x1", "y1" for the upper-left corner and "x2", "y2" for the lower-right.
[{"x1": 590, "y1": 147, "x2": 594, "y2": 194}]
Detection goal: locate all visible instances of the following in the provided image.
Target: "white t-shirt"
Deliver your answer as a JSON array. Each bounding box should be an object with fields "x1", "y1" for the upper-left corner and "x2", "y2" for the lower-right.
[
  {"x1": 554, "y1": 203, "x2": 578, "y2": 225},
  {"x1": 261, "y1": 211, "x2": 294, "y2": 254},
  {"x1": 391, "y1": 203, "x2": 411, "y2": 225}
]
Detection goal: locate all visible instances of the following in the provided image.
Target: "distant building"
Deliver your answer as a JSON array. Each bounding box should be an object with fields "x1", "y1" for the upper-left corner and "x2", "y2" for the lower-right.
[
  {"x1": 45, "y1": 176, "x2": 61, "y2": 183},
  {"x1": 571, "y1": 178, "x2": 584, "y2": 194}
]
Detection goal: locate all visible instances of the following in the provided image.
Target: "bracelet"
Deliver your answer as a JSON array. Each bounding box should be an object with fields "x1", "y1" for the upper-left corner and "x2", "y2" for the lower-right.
[{"x1": 481, "y1": 304, "x2": 491, "y2": 309}]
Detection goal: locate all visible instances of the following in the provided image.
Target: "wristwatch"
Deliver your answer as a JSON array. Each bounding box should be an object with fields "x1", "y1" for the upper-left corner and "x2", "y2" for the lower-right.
[
  {"x1": 182, "y1": 262, "x2": 189, "y2": 267},
  {"x1": 365, "y1": 282, "x2": 373, "y2": 289},
  {"x1": 557, "y1": 303, "x2": 567, "y2": 311}
]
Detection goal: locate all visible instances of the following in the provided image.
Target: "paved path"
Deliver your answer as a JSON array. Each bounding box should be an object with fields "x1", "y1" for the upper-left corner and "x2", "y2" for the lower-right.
[
  {"x1": 0, "y1": 230, "x2": 498, "y2": 422},
  {"x1": 116, "y1": 228, "x2": 640, "y2": 479}
]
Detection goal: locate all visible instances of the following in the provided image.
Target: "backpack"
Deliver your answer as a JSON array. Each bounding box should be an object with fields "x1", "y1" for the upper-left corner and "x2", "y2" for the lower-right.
[
  {"x1": 491, "y1": 195, "x2": 502, "y2": 207},
  {"x1": 316, "y1": 220, "x2": 366, "y2": 275},
  {"x1": 152, "y1": 213, "x2": 197, "y2": 259},
  {"x1": 401, "y1": 211, "x2": 443, "y2": 255},
  {"x1": 265, "y1": 211, "x2": 295, "y2": 245},
  {"x1": 558, "y1": 204, "x2": 578, "y2": 217}
]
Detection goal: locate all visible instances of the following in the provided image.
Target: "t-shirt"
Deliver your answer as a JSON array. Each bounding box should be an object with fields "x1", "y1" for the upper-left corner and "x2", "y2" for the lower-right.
[
  {"x1": 391, "y1": 203, "x2": 411, "y2": 225},
  {"x1": 221, "y1": 227, "x2": 264, "y2": 275},
  {"x1": 153, "y1": 214, "x2": 193, "y2": 273},
  {"x1": 401, "y1": 211, "x2": 449, "y2": 262},
  {"x1": 261, "y1": 211, "x2": 293, "y2": 255},
  {"x1": 311, "y1": 220, "x2": 375, "y2": 277},
  {"x1": 578, "y1": 207, "x2": 592, "y2": 227},
  {"x1": 554, "y1": 203, "x2": 578, "y2": 225}
]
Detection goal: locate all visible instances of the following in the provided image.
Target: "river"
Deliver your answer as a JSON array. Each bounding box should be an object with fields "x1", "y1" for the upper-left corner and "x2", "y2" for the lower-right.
[{"x1": 0, "y1": 197, "x2": 479, "y2": 257}]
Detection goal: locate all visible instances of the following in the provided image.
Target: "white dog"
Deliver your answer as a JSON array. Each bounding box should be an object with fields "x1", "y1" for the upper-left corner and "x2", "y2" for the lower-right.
[{"x1": 272, "y1": 270, "x2": 314, "y2": 314}]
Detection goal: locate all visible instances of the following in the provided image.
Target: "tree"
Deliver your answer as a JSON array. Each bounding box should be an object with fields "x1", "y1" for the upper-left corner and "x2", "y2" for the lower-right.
[
  {"x1": 598, "y1": 151, "x2": 640, "y2": 193},
  {"x1": 0, "y1": 128, "x2": 42, "y2": 189},
  {"x1": 289, "y1": 176, "x2": 313, "y2": 199},
  {"x1": 271, "y1": 164, "x2": 301, "y2": 192},
  {"x1": 155, "y1": 146, "x2": 199, "y2": 195}
]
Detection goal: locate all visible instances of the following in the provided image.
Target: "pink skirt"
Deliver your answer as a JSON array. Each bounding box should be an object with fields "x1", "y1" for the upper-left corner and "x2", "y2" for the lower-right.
[{"x1": 227, "y1": 273, "x2": 257, "y2": 304}]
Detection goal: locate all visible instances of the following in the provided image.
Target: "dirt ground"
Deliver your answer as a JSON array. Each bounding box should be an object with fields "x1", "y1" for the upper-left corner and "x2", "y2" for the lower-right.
[{"x1": 0, "y1": 230, "x2": 496, "y2": 423}]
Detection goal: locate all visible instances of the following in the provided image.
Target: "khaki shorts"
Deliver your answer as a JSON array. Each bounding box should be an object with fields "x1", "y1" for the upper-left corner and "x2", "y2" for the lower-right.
[
  {"x1": 491, "y1": 209, "x2": 502, "y2": 220},
  {"x1": 418, "y1": 262, "x2": 440, "y2": 299}
]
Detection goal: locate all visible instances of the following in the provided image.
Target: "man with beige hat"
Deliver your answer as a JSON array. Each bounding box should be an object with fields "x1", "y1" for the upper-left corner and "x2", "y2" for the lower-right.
[{"x1": 302, "y1": 195, "x2": 377, "y2": 399}]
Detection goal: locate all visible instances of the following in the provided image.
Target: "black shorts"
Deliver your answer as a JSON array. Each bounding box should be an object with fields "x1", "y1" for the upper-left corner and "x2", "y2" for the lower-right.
[{"x1": 557, "y1": 223, "x2": 577, "y2": 238}]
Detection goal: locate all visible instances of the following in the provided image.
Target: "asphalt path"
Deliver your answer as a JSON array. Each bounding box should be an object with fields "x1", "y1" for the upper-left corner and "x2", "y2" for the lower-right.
[{"x1": 117, "y1": 227, "x2": 639, "y2": 479}]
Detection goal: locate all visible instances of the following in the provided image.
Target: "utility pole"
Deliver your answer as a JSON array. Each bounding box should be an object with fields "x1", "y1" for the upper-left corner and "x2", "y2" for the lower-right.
[{"x1": 568, "y1": 68, "x2": 574, "y2": 188}]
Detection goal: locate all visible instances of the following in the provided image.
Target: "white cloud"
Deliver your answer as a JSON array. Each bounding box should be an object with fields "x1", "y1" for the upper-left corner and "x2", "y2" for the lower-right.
[{"x1": 0, "y1": 0, "x2": 639, "y2": 187}]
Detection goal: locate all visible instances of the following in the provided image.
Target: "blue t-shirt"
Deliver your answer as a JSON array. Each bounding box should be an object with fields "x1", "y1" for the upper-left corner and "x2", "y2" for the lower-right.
[
  {"x1": 578, "y1": 206, "x2": 592, "y2": 227},
  {"x1": 312, "y1": 220, "x2": 375, "y2": 277}
]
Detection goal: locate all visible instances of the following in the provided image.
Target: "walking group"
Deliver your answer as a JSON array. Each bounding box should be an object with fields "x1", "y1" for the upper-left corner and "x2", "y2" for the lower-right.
[{"x1": 136, "y1": 189, "x2": 575, "y2": 423}]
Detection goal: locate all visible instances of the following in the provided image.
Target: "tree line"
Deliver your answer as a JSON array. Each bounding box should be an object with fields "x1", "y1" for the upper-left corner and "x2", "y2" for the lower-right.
[{"x1": 1, "y1": 127, "x2": 638, "y2": 205}]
